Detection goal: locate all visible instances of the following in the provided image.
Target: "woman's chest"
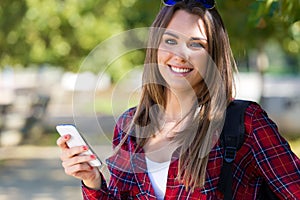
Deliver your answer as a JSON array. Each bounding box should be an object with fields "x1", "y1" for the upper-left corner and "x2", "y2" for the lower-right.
[{"x1": 143, "y1": 134, "x2": 179, "y2": 163}]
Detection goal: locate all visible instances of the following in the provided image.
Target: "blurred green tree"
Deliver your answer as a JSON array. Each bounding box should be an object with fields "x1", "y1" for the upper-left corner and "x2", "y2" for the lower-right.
[
  {"x1": 217, "y1": 0, "x2": 300, "y2": 72},
  {"x1": 0, "y1": 0, "x2": 299, "y2": 81},
  {"x1": 0, "y1": 0, "x2": 125, "y2": 72}
]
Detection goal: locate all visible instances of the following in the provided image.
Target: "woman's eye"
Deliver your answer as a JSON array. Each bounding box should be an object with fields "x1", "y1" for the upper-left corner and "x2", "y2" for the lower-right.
[
  {"x1": 165, "y1": 39, "x2": 177, "y2": 45},
  {"x1": 189, "y1": 42, "x2": 204, "y2": 48}
]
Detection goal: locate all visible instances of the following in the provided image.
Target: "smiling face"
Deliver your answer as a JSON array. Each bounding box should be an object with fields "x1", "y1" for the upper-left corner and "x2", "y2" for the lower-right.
[{"x1": 157, "y1": 9, "x2": 209, "y2": 93}]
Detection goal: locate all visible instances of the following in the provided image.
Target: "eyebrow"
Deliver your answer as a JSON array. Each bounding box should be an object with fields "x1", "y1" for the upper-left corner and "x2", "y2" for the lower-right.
[
  {"x1": 163, "y1": 31, "x2": 179, "y2": 39},
  {"x1": 190, "y1": 37, "x2": 207, "y2": 41},
  {"x1": 163, "y1": 31, "x2": 207, "y2": 41}
]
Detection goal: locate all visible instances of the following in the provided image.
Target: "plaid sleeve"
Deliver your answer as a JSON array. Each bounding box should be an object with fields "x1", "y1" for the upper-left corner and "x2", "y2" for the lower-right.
[
  {"x1": 247, "y1": 103, "x2": 300, "y2": 199},
  {"x1": 81, "y1": 173, "x2": 109, "y2": 200}
]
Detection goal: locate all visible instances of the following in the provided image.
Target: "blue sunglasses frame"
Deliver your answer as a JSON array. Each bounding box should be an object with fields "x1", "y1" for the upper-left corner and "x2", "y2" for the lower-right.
[{"x1": 162, "y1": 0, "x2": 215, "y2": 9}]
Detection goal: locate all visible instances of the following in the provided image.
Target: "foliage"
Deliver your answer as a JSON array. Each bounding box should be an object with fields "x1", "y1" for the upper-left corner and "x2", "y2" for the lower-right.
[
  {"x1": 1, "y1": 0, "x2": 125, "y2": 71},
  {"x1": 217, "y1": 0, "x2": 300, "y2": 59},
  {"x1": 0, "y1": 0, "x2": 299, "y2": 81}
]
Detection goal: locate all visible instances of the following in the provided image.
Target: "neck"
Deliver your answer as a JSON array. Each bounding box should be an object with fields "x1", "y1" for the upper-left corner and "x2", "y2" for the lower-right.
[{"x1": 164, "y1": 89, "x2": 198, "y2": 121}]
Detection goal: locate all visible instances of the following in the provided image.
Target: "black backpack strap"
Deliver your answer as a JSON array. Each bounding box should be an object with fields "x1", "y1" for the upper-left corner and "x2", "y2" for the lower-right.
[{"x1": 217, "y1": 100, "x2": 251, "y2": 200}]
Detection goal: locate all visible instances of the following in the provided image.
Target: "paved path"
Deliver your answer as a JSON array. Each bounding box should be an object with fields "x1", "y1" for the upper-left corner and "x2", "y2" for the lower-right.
[{"x1": 0, "y1": 145, "x2": 112, "y2": 200}]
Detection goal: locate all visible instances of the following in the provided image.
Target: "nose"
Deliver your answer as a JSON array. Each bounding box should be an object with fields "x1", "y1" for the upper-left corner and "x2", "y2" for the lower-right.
[
  {"x1": 173, "y1": 53, "x2": 188, "y2": 64},
  {"x1": 171, "y1": 45, "x2": 190, "y2": 64}
]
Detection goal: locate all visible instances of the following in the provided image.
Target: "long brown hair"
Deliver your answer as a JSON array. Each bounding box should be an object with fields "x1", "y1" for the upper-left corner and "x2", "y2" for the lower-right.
[{"x1": 119, "y1": 1, "x2": 237, "y2": 191}]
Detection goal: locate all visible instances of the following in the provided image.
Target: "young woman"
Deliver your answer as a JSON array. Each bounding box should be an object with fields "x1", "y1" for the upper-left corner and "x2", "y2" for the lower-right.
[{"x1": 57, "y1": 0, "x2": 300, "y2": 199}]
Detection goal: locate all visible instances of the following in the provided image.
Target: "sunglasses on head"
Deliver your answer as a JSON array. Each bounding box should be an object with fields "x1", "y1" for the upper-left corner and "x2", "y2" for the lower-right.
[{"x1": 162, "y1": 0, "x2": 215, "y2": 9}]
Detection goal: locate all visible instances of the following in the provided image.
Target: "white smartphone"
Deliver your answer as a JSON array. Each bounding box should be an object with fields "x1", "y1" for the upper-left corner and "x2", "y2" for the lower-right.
[{"x1": 56, "y1": 124, "x2": 102, "y2": 167}]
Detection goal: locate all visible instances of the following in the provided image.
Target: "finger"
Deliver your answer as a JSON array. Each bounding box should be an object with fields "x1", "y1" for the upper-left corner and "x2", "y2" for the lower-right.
[
  {"x1": 56, "y1": 134, "x2": 70, "y2": 149},
  {"x1": 60, "y1": 145, "x2": 89, "y2": 161},
  {"x1": 62, "y1": 154, "x2": 95, "y2": 167},
  {"x1": 64, "y1": 162, "x2": 93, "y2": 177}
]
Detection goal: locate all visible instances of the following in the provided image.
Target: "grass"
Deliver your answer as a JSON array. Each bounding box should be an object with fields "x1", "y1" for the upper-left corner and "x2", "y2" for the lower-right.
[{"x1": 288, "y1": 137, "x2": 300, "y2": 157}]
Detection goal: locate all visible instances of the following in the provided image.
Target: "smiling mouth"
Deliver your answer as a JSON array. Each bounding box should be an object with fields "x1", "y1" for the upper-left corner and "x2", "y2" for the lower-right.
[{"x1": 169, "y1": 66, "x2": 193, "y2": 73}]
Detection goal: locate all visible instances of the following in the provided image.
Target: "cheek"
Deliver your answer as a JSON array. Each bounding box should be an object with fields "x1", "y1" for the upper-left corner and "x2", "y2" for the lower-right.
[
  {"x1": 157, "y1": 48, "x2": 171, "y2": 64},
  {"x1": 192, "y1": 53, "x2": 209, "y2": 75}
]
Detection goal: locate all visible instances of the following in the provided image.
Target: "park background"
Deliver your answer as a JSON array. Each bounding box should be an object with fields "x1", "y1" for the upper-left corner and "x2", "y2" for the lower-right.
[{"x1": 0, "y1": 0, "x2": 300, "y2": 199}]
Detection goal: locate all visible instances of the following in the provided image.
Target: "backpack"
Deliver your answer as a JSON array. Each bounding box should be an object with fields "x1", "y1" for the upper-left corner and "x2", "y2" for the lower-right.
[{"x1": 218, "y1": 100, "x2": 279, "y2": 200}]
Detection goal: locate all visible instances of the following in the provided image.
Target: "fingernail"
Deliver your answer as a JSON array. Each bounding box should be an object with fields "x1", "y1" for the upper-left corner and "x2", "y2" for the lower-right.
[
  {"x1": 90, "y1": 155, "x2": 96, "y2": 159},
  {"x1": 90, "y1": 166, "x2": 94, "y2": 170},
  {"x1": 64, "y1": 135, "x2": 69, "y2": 139},
  {"x1": 82, "y1": 146, "x2": 88, "y2": 151}
]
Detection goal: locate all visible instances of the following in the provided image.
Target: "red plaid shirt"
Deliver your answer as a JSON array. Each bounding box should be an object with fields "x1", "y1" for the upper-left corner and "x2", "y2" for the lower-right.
[{"x1": 82, "y1": 102, "x2": 300, "y2": 199}]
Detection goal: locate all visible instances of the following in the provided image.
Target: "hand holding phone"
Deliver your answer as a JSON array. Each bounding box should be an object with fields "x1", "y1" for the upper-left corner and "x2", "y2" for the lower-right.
[{"x1": 56, "y1": 124, "x2": 102, "y2": 167}]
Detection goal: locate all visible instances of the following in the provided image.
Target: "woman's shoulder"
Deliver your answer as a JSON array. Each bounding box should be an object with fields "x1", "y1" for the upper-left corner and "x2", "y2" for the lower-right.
[
  {"x1": 112, "y1": 107, "x2": 137, "y2": 146},
  {"x1": 243, "y1": 100, "x2": 275, "y2": 128},
  {"x1": 115, "y1": 107, "x2": 137, "y2": 129},
  {"x1": 230, "y1": 100, "x2": 271, "y2": 132},
  {"x1": 230, "y1": 99, "x2": 267, "y2": 119},
  {"x1": 244, "y1": 100, "x2": 265, "y2": 116},
  {"x1": 242, "y1": 100, "x2": 282, "y2": 144}
]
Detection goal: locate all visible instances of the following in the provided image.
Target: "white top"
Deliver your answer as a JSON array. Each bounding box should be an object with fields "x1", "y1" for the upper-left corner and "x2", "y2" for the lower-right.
[{"x1": 145, "y1": 157, "x2": 171, "y2": 200}]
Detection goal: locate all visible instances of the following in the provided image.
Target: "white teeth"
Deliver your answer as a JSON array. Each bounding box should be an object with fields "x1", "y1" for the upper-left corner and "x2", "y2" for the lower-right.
[{"x1": 170, "y1": 67, "x2": 191, "y2": 73}]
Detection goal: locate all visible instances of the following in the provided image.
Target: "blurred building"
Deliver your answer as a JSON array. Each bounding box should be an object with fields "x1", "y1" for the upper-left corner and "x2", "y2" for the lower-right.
[{"x1": 236, "y1": 72, "x2": 300, "y2": 136}]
